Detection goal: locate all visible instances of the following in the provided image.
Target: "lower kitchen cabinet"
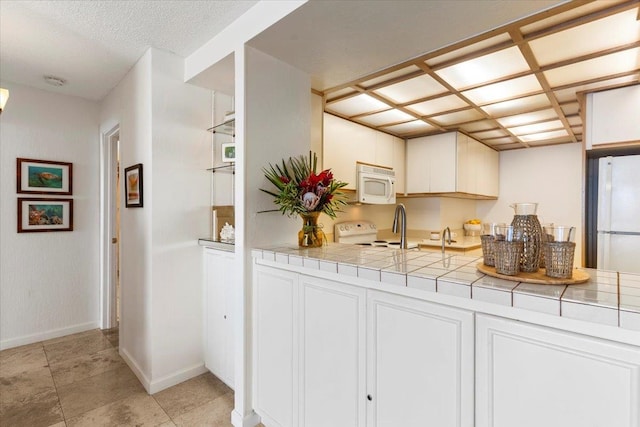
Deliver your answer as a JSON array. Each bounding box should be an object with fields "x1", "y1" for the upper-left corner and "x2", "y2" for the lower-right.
[
  {"x1": 476, "y1": 314, "x2": 640, "y2": 427},
  {"x1": 253, "y1": 265, "x2": 473, "y2": 427},
  {"x1": 367, "y1": 290, "x2": 475, "y2": 427},
  {"x1": 204, "y1": 248, "x2": 235, "y2": 388}
]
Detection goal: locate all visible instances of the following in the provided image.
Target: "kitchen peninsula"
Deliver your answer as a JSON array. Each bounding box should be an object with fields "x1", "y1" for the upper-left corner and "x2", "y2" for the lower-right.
[{"x1": 252, "y1": 243, "x2": 639, "y2": 427}]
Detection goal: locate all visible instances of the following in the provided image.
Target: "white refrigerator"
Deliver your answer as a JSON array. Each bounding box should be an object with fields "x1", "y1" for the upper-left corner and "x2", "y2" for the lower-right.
[{"x1": 597, "y1": 154, "x2": 640, "y2": 274}]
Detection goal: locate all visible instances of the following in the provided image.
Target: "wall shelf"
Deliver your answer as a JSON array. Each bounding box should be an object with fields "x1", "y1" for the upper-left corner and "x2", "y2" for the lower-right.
[
  {"x1": 207, "y1": 119, "x2": 235, "y2": 136},
  {"x1": 207, "y1": 164, "x2": 235, "y2": 174}
]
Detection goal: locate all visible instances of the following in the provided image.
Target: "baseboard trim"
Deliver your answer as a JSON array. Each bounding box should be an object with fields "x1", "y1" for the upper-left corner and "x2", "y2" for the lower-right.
[
  {"x1": 147, "y1": 362, "x2": 208, "y2": 394},
  {"x1": 0, "y1": 321, "x2": 100, "y2": 351},
  {"x1": 231, "y1": 410, "x2": 261, "y2": 427},
  {"x1": 119, "y1": 347, "x2": 152, "y2": 392}
]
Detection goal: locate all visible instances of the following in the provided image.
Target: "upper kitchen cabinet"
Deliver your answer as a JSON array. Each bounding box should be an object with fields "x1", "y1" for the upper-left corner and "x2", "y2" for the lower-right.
[
  {"x1": 585, "y1": 85, "x2": 640, "y2": 149},
  {"x1": 323, "y1": 113, "x2": 405, "y2": 193},
  {"x1": 406, "y1": 131, "x2": 498, "y2": 198}
]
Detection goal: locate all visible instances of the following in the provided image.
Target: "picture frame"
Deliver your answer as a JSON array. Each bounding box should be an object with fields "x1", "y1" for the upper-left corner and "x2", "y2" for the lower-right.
[
  {"x1": 17, "y1": 158, "x2": 73, "y2": 195},
  {"x1": 18, "y1": 198, "x2": 73, "y2": 232},
  {"x1": 221, "y1": 143, "x2": 235, "y2": 163},
  {"x1": 124, "y1": 163, "x2": 143, "y2": 208}
]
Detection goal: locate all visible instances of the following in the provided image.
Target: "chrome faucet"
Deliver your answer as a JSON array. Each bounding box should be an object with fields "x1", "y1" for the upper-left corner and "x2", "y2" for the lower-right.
[
  {"x1": 392, "y1": 203, "x2": 407, "y2": 249},
  {"x1": 441, "y1": 227, "x2": 452, "y2": 253}
]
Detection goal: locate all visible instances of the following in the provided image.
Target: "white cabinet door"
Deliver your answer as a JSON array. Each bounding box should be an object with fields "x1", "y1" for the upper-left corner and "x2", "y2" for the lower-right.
[
  {"x1": 476, "y1": 314, "x2": 640, "y2": 427},
  {"x1": 367, "y1": 290, "x2": 475, "y2": 427},
  {"x1": 299, "y1": 276, "x2": 366, "y2": 427},
  {"x1": 406, "y1": 133, "x2": 457, "y2": 193},
  {"x1": 323, "y1": 113, "x2": 375, "y2": 190},
  {"x1": 406, "y1": 137, "x2": 431, "y2": 193},
  {"x1": 392, "y1": 136, "x2": 406, "y2": 194},
  {"x1": 204, "y1": 248, "x2": 235, "y2": 388},
  {"x1": 253, "y1": 265, "x2": 299, "y2": 427}
]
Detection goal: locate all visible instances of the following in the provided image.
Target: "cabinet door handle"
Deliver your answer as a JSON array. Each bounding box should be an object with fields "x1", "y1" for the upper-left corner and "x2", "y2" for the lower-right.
[{"x1": 367, "y1": 394, "x2": 372, "y2": 401}]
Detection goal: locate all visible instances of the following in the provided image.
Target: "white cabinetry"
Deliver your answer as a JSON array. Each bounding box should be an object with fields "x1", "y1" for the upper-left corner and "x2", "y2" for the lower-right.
[
  {"x1": 476, "y1": 314, "x2": 640, "y2": 427},
  {"x1": 406, "y1": 131, "x2": 498, "y2": 198},
  {"x1": 586, "y1": 85, "x2": 640, "y2": 148},
  {"x1": 204, "y1": 248, "x2": 235, "y2": 388},
  {"x1": 299, "y1": 276, "x2": 367, "y2": 427},
  {"x1": 323, "y1": 113, "x2": 405, "y2": 193},
  {"x1": 367, "y1": 291, "x2": 474, "y2": 427},
  {"x1": 253, "y1": 265, "x2": 473, "y2": 427}
]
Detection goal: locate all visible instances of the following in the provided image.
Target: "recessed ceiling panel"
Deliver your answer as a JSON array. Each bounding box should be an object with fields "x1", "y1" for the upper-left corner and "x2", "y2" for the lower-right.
[
  {"x1": 426, "y1": 34, "x2": 511, "y2": 67},
  {"x1": 326, "y1": 87, "x2": 359, "y2": 101},
  {"x1": 435, "y1": 46, "x2": 530, "y2": 89},
  {"x1": 529, "y1": 10, "x2": 640, "y2": 66},
  {"x1": 553, "y1": 75, "x2": 639, "y2": 102},
  {"x1": 462, "y1": 75, "x2": 543, "y2": 105},
  {"x1": 406, "y1": 95, "x2": 468, "y2": 116},
  {"x1": 470, "y1": 129, "x2": 508, "y2": 139},
  {"x1": 431, "y1": 108, "x2": 485, "y2": 126},
  {"x1": 496, "y1": 108, "x2": 558, "y2": 127},
  {"x1": 458, "y1": 120, "x2": 498, "y2": 133},
  {"x1": 521, "y1": 1, "x2": 616, "y2": 34},
  {"x1": 543, "y1": 48, "x2": 640, "y2": 87},
  {"x1": 561, "y1": 102, "x2": 580, "y2": 116},
  {"x1": 326, "y1": 93, "x2": 389, "y2": 117},
  {"x1": 374, "y1": 74, "x2": 447, "y2": 103},
  {"x1": 362, "y1": 66, "x2": 421, "y2": 88},
  {"x1": 566, "y1": 115, "x2": 581, "y2": 126},
  {"x1": 509, "y1": 119, "x2": 564, "y2": 136},
  {"x1": 381, "y1": 120, "x2": 436, "y2": 134},
  {"x1": 485, "y1": 136, "x2": 518, "y2": 145},
  {"x1": 481, "y1": 93, "x2": 551, "y2": 117},
  {"x1": 523, "y1": 130, "x2": 570, "y2": 143},
  {"x1": 357, "y1": 109, "x2": 415, "y2": 126}
]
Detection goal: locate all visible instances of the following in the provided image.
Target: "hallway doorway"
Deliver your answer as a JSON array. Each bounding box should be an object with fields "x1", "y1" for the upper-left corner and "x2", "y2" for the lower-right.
[{"x1": 101, "y1": 126, "x2": 121, "y2": 330}]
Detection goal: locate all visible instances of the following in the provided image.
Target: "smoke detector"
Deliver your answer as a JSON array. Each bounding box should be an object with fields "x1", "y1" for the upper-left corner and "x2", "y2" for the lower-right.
[{"x1": 43, "y1": 75, "x2": 67, "y2": 87}]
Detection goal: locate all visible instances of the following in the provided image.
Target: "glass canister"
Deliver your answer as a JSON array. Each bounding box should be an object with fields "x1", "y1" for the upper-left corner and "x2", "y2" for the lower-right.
[{"x1": 510, "y1": 202, "x2": 543, "y2": 273}]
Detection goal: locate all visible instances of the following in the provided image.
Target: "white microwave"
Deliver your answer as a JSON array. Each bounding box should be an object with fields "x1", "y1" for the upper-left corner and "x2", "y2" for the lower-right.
[{"x1": 356, "y1": 163, "x2": 396, "y2": 204}]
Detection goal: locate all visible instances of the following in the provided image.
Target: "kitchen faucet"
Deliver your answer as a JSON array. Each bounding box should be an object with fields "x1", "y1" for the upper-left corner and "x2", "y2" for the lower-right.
[
  {"x1": 441, "y1": 226, "x2": 452, "y2": 253},
  {"x1": 392, "y1": 203, "x2": 407, "y2": 249}
]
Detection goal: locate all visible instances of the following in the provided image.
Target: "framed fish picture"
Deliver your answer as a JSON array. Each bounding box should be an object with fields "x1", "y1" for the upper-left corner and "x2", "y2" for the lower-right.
[
  {"x1": 124, "y1": 163, "x2": 143, "y2": 208},
  {"x1": 17, "y1": 198, "x2": 73, "y2": 232},
  {"x1": 17, "y1": 158, "x2": 72, "y2": 195}
]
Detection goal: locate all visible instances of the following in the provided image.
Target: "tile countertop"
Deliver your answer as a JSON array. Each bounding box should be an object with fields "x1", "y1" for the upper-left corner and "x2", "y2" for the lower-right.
[
  {"x1": 252, "y1": 243, "x2": 640, "y2": 333},
  {"x1": 417, "y1": 235, "x2": 481, "y2": 250}
]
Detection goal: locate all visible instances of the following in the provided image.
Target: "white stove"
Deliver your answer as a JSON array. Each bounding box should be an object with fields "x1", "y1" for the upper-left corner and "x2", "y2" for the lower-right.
[{"x1": 334, "y1": 220, "x2": 418, "y2": 249}]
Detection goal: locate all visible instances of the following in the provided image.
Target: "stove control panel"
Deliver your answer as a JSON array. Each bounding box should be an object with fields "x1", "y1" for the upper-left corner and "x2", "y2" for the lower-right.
[{"x1": 334, "y1": 220, "x2": 377, "y2": 238}]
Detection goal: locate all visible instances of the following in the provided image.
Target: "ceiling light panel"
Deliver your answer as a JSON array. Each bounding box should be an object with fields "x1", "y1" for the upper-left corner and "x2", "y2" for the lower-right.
[
  {"x1": 521, "y1": 1, "x2": 615, "y2": 34},
  {"x1": 509, "y1": 119, "x2": 564, "y2": 136},
  {"x1": 553, "y1": 75, "x2": 639, "y2": 102},
  {"x1": 426, "y1": 34, "x2": 511, "y2": 67},
  {"x1": 543, "y1": 48, "x2": 640, "y2": 87},
  {"x1": 326, "y1": 93, "x2": 389, "y2": 117},
  {"x1": 373, "y1": 74, "x2": 447, "y2": 104},
  {"x1": 496, "y1": 108, "x2": 558, "y2": 127},
  {"x1": 561, "y1": 102, "x2": 580, "y2": 116},
  {"x1": 458, "y1": 120, "x2": 497, "y2": 133},
  {"x1": 431, "y1": 108, "x2": 485, "y2": 126},
  {"x1": 362, "y1": 66, "x2": 422, "y2": 88},
  {"x1": 381, "y1": 120, "x2": 436, "y2": 134},
  {"x1": 357, "y1": 109, "x2": 415, "y2": 126},
  {"x1": 462, "y1": 75, "x2": 543, "y2": 105},
  {"x1": 529, "y1": 10, "x2": 640, "y2": 66},
  {"x1": 484, "y1": 136, "x2": 518, "y2": 145},
  {"x1": 481, "y1": 93, "x2": 551, "y2": 116},
  {"x1": 521, "y1": 129, "x2": 570, "y2": 142},
  {"x1": 406, "y1": 94, "x2": 468, "y2": 116},
  {"x1": 325, "y1": 87, "x2": 359, "y2": 101},
  {"x1": 470, "y1": 129, "x2": 509, "y2": 139},
  {"x1": 566, "y1": 116, "x2": 582, "y2": 126},
  {"x1": 435, "y1": 46, "x2": 530, "y2": 89}
]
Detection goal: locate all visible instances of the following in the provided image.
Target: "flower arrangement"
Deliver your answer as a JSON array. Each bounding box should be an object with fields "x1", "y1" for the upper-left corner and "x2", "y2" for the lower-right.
[{"x1": 261, "y1": 151, "x2": 348, "y2": 219}]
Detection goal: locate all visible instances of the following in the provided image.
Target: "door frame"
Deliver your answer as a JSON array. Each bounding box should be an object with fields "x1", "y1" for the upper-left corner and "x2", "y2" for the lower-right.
[{"x1": 100, "y1": 125, "x2": 120, "y2": 329}]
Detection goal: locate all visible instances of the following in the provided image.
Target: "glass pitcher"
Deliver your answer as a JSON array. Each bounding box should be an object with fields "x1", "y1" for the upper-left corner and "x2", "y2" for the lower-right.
[{"x1": 509, "y1": 202, "x2": 538, "y2": 216}]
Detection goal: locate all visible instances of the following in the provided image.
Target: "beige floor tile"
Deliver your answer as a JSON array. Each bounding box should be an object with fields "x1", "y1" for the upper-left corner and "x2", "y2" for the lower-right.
[
  {"x1": 172, "y1": 391, "x2": 234, "y2": 427},
  {"x1": 0, "y1": 387, "x2": 64, "y2": 427},
  {"x1": 48, "y1": 422, "x2": 67, "y2": 427},
  {"x1": 153, "y1": 373, "x2": 231, "y2": 419},
  {"x1": 44, "y1": 331, "x2": 112, "y2": 364},
  {"x1": 0, "y1": 342, "x2": 48, "y2": 377},
  {"x1": 42, "y1": 329, "x2": 103, "y2": 346},
  {"x1": 50, "y1": 347, "x2": 126, "y2": 387},
  {"x1": 66, "y1": 391, "x2": 170, "y2": 427},
  {"x1": 56, "y1": 365, "x2": 145, "y2": 418},
  {"x1": 0, "y1": 365, "x2": 56, "y2": 406},
  {"x1": 101, "y1": 327, "x2": 119, "y2": 348}
]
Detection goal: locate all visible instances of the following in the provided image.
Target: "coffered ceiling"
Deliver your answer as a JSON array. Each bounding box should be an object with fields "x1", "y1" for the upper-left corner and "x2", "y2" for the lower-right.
[{"x1": 323, "y1": 0, "x2": 640, "y2": 150}]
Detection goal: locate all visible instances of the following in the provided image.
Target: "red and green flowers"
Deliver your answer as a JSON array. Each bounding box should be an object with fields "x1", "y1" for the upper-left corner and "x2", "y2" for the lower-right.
[{"x1": 262, "y1": 152, "x2": 348, "y2": 218}]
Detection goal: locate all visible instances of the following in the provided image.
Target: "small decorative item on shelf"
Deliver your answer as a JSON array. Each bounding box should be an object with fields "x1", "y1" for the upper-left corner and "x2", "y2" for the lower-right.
[{"x1": 261, "y1": 151, "x2": 348, "y2": 248}]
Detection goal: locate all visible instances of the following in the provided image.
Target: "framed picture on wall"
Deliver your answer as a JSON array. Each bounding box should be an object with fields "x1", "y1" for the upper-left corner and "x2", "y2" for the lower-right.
[
  {"x1": 221, "y1": 143, "x2": 235, "y2": 163},
  {"x1": 17, "y1": 158, "x2": 73, "y2": 195},
  {"x1": 124, "y1": 163, "x2": 143, "y2": 208},
  {"x1": 18, "y1": 198, "x2": 73, "y2": 232}
]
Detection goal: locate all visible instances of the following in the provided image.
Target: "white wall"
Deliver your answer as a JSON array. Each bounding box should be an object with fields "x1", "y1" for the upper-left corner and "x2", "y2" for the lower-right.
[
  {"x1": 0, "y1": 82, "x2": 100, "y2": 349},
  {"x1": 477, "y1": 143, "x2": 584, "y2": 264},
  {"x1": 99, "y1": 48, "x2": 211, "y2": 392},
  {"x1": 149, "y1": 49, "x2": 211, "y2": 390}
]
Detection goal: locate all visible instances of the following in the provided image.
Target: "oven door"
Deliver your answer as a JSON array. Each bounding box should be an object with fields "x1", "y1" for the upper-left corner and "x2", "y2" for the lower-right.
[{"x1": 357, "y1": 172, "x2": 396, "y2": 204}]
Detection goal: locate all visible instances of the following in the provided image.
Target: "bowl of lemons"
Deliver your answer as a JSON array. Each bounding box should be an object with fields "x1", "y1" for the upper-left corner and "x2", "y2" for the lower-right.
[{"x1": 464, "y1": 219, "x2": 482, "y2": 235}]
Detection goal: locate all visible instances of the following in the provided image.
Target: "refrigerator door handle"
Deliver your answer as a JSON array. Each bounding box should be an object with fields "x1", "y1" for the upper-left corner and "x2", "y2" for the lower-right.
[{"x1": 598, "y1": 230, "x2": 640, "y2": 236}]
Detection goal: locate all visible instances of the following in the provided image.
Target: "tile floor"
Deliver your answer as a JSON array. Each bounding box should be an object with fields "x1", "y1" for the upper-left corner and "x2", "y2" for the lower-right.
[{"x1": 0, "y1": 328, "x2": 239, "y2": 426}]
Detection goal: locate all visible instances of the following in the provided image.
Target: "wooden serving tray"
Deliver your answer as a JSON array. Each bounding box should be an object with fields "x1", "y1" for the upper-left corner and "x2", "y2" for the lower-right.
[{"x1": 476, "y1": 262, "x2": 590, "y2": 285}]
